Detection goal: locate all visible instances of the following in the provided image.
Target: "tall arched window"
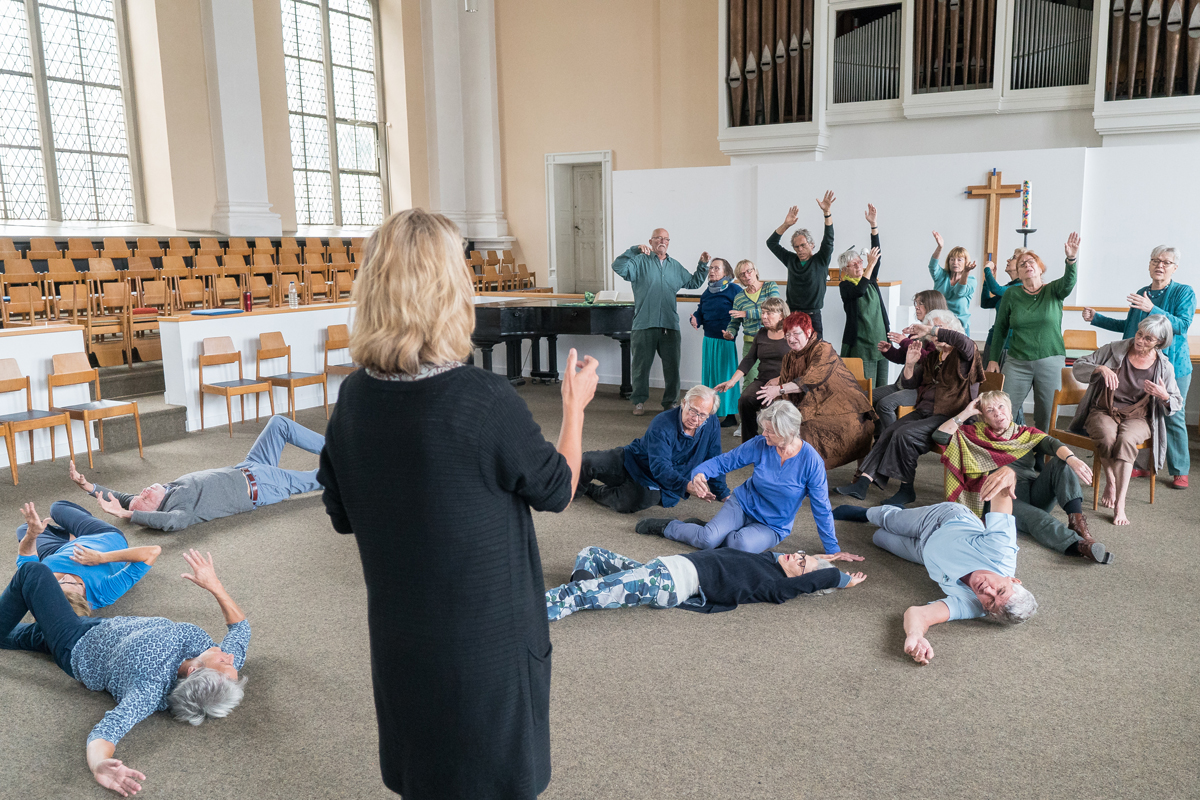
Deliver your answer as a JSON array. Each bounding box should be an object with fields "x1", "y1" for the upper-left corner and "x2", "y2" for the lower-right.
[
  {"x1": 0, "y1": 0, "x2": 137, "y2": 221},
  {"x1": 281, "y1": 0, "x2": 385, "y2": 227}
]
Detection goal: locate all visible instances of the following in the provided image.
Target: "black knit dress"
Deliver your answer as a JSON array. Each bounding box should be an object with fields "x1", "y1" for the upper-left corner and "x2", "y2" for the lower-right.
[{"x1": 318, "y1": 365, "x2": 572, "y2": 799}]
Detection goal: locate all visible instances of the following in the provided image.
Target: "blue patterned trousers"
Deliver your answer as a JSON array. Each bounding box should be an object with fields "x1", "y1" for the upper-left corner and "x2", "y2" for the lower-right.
[{"x1": 546, "y1": 547, "x2": 680, "y2": 621}]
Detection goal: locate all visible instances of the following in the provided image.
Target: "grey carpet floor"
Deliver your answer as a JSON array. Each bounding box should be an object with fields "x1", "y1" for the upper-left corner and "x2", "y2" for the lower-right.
[{"x1": 1, "y1": 383, "x2": 1197, "y2": 800}]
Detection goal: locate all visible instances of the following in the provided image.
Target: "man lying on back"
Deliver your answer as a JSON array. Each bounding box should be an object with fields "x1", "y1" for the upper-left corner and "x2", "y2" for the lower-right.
[{"x1": 70, "y1": 415, "x2": 324, "y2": 532}]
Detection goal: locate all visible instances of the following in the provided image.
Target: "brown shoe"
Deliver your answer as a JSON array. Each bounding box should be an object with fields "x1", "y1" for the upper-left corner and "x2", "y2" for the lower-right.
[{"x1": 1068, "y1": 513, "x2": 1113, "y2": 564}]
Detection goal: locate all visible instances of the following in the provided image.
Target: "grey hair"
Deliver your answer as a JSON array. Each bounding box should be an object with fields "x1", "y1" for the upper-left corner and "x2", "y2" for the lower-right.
[
  {"x1": 1137, "y1": 314, "x2": 1173, "y2": 350},
  {"x1": 791, "y1": 228, "x2": 815, "y2": 248},
  {"x1": 812, "y1": 558, "x2": 837, "y2": 594},
  {"x1": 923, "y1": 309, "x2": 963, "y2": 333},
  {"x1": 837, "y1": 247, "x2": 864, "y2": 270},
  {"x1": 168, "y1": 668, "x2": 248, "y2": 726},
  {"x1": 988, "y1": 584, "x2": 1038, "y2": 625},
  {"x1": 757, "y1": 399, "x2": 803, "y2": 443},
  {"x1": 684, "y1": 384, "x2": 720, "y2": 415},
  {"x1": 1149, "y1": 245, "x2": 1179, "y2": 265}
]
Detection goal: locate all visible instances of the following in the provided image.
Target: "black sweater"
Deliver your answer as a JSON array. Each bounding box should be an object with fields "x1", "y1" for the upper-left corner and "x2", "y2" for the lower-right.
[
  {"x1": 766, "y1": 224, "x2": 835, "y2": 313},
  {"x1": 680, "y1": 549, "x2": 842, "y2": 613}
]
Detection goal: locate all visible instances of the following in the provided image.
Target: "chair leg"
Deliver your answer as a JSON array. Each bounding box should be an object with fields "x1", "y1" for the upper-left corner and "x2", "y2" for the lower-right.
[
  {"x1": 226, "y1": 394, "x2": 233, "y2": 437},
  {"x1": 4, "y1": 431, "x2": 16, "y2": 485},
  {"x1": 27, "y1": 430, "x2": 34, "y2": 462},
  {"x1": 133, "y1": 406, "x2": 143, "y2": 459},
  {"x1": 289, "y1": 387, "x2": 296, "y2": 420},
  {"x1": 84, "y1": 419, "x2": 94, "y2": 469},
  {"x1": 98, "y1": 418, "x2": 105, "y2": 452},
  {"x1": 48, "y1": 424, "x2": 55, "y2": 461},
  {"x1": 1150, "y1": 466, "x2": 1156, "y2": 504},
  {"x1": 267, "y1": 389, "x2": 275, "y2": 417},
  {"x1": 240, "y1": 394, "x2": 246, "y2": 427},
  {"x1": 200, "y1": 392, "x2": 206, "y2": 432},
  {"x1": 323, "y1": 379, "x2": 328, "y2": 419},
  {"x1": 63, "y1": 421, "x2": 74, "y2": 463}
]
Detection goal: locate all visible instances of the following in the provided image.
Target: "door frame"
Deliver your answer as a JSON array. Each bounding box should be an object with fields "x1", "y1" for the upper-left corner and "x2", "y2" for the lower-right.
[{"x1": 544, "y1": 150, "x2": 614, "y2": 292}]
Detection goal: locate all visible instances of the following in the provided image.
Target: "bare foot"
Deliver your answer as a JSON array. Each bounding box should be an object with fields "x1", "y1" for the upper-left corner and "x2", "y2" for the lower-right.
[
  {"x1": 1100, "y1": 484, "x2": 1116, "y2": 508},
  {"x1": 1113, "y1": 504, "x2": 1130, "y2": 526}
]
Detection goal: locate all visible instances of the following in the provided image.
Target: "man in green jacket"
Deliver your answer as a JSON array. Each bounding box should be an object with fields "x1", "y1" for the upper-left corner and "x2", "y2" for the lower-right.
[
  {"x1": 766, "y1": 191, "x2": 836, "y2": 338},
  {"x1": 612, "y1": 229, "x2": 708, "y2": 415}
]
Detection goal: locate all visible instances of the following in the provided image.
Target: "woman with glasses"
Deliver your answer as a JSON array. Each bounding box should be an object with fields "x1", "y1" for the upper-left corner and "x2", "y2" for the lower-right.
[
  {"x1": 986, "y1": 232, "x2": 1082, "y2": 432},
  {"x1": 837, "y1": 203, "x2": 889, "y2": 389},
  {"x1": 758, "y1": 311, "x2": 876, "y2": 469},
  {"x1": 546, "y1": 545, "x2": 865, "y2": 619},
  {"x1": 724, "y1": 259, "x2": 782, "y2": 434},
  {"x1": 690, "y1": 257, "x2": 743, "y2": 427},
  {"x1": 1083, "y1": 246, "x2": 1194, "y2": 489},
  {"x1": 715, "y1": 296, "x2": 790, "y2": 440},
  {"x1": 635, "y1": 401, "x2": 863, "y2": 560},
  {"x1": 1067, "y1": 315, "x2": 1183, "y2": 525}
]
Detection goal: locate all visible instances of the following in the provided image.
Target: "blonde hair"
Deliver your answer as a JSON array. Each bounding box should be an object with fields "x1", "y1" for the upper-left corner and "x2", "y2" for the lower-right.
[
  {"x1": 350, "y1": 209, "x2": 475, "y2": 375},
  {"x1": 65, "y1": 589, "x2": 91, "y2": 617},
  {"x1": 944, "y1": 246, "x2": 970, "y2": 271},
  {"x1": 977, "y1": 390, "x2": 1012, "y2": 415},
  {"x1": 734, "y1": 259, "x2": 758, "y2": 283}
]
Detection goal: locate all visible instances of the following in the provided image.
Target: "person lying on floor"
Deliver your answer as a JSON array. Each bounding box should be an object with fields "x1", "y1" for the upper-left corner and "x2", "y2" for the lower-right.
[
  {"x1": 635, "y1": 400, "x2": 863, "y2": 559},
  {"x1": 69, "y1": 415, "x2": 325, "y2": 532},
  {"x1": 0, "y1": 549, "x2": 249, "y2": 796},
  {"x1": 935, "y1": 389, "x2": 1112, "y2": 564},
  {"x1": 546, "y1": 544, "x2": 866, "y2": 619},
  {"x1": 832, "y1": 471, "x2": 1036, "y2": 666},
  {"x1": 15, "y1": 500, "x2": 161, "y2": 616},
  {"x1": 575, "y1": 385, "x2": 728, "y2": 513}
]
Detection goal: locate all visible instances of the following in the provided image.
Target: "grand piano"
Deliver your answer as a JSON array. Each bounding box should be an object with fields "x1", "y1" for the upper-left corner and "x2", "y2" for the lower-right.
[{"x1": 473, "y1": 298, "x2": 635, "y2": 397}]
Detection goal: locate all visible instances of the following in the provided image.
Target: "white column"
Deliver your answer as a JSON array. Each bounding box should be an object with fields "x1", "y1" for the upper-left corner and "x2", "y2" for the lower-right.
[
  {"x1": 420, "y1": 0, "x2": 513, "y2": 250},
  {"x1": 200, "y1": 0, "x2": 283, "y2": 235}
]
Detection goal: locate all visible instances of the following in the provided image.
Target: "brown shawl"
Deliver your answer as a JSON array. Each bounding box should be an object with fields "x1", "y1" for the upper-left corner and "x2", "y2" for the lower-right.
[{"x1": 779, "y1": 338, "x2": 876, "y2": 468}]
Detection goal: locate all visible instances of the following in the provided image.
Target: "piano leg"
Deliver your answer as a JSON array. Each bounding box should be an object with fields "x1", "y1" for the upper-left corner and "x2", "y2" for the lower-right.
[
  {"x1": 529, "y1": 335, "x2": 560, "y2": 384},
  {"x1": 545, "y1": 335, "x2": 559, "y2": 382},
  {"x1": 475, "y1": 344, "x2": 494, "y2": 372},
  {"x1": 529, "y1": 336, "x2": 543, "y2": 382},
  {"x1": 505, "y1": 339, "x2": 526, "y2": 386},
  {"x1": 615, "y1": 334, "x2": 632, "y2": 398}
]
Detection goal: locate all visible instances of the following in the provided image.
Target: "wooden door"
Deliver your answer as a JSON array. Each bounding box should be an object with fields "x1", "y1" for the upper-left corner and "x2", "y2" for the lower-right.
[{"x1": 571, "y1": 165, "x2": 604, "y2": 293}]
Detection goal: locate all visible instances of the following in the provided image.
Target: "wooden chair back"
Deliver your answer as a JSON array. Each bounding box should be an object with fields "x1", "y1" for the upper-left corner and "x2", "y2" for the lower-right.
[
  {"x1": 197, "y1": 238, "x2": 224, "y2": 257},
  {"x1": 0, "y1": 259, "x2": 42, "y2": 286},
  {"x1": 168, "y1": 237, "x2": 194, "y2": 255},
  {"x1": 843, "y1": 357, "x2": 865, "y2": 380},
  {"x1": 65, "y1": 238, "x2": 98, "y2": 259},
  {"x1": 160, "y1": 255, "x2": 191, "y2": 279},
  {"x1": 981, "y1": 371, "x2": 1005, "y2": 394},
  {"x1": 50, "y1": 352, "x2": 95, "y2": 384},
  {"x1": 517, "y1": 263, "x2": 535, "y2": 287},
  {"x1": 278, "y1": 252, "x2": 300, "y2": 268},
  {"x1": 135, "y1": 238, "x2": 164, "y2": 257},
  {"x1": 101, "y1": 238, "x2": 132, "y2": 258},
  {"x1": 257, "y1": 331, "x2": 291, "y2": 374},
  {"x1": 177, "y1": 278, "x2": 208, "y2": 309},
  {"x1": 279, "y1": 237, "x2": 302, "y2": 258},
  {"x1": 0, "y1": 238, "x2": 20, "y2": 257},
  {"x1": 327, "y1": 237, "x2": 347, "y2": 259},
  {"x1": 253, "y1": 238, "x2": 276, "y2": 258},
  {"x1": 2, "y1": 286, "x2": 48, "y2": 324},
  {"x1": 480, "y1": 263, "x2": 501, "y2": 291},
  {"x1": 1063, "y1": 329, "x2": 1097, "y2": 350},
  {"x1": 0, "y1": 358, "x2": 28, "y2": 394},
  {"x1": 304, "y1": 238, "x2": 327, "y2": 261},
  {"x1": 28, "y1": 238, "x2": 61, "y2": 259},
  {"x1": 86, "y1": 258, "x2": 119, "y2": 282}
]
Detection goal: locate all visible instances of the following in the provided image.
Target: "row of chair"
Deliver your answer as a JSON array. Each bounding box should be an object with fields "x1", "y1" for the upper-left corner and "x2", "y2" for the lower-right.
[{"x1": 0, "y1": 236, "x2": 365, "y2": 264}]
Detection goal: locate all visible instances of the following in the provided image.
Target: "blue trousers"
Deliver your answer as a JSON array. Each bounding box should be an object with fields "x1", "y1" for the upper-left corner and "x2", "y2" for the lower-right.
[
  {"x1": 545, "y1": 547, "x2": 679, "y2": 620},
  {"x1": 1165, "y1": 372, "x2": 1191, "y2": 476},
  {"x1": 0, "y1": 562, "x2": 103, "y2": 676},
  {"x1": 17, "y1": 500, "x2": 123, "y2": 561},
  {"x1": 234, "y1": 415, "x2": 325, "y2": 506},
  {"x1": 663, "y1": 494, "x2": 782, "y2": 552}
]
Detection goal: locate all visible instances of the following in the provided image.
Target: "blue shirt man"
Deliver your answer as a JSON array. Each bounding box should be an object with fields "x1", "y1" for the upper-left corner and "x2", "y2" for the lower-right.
[{"x1": 576, "y1": 391, "x2": 727, "y2": 513}]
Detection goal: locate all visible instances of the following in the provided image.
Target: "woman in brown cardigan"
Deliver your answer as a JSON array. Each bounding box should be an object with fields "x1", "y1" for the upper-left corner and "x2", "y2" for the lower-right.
[
  {"x1": 835, "y1": 309, "x2": 984, "y2": 507},
  {"x1": 757, "y1": 311, "x2": 875, "y2": 469}
]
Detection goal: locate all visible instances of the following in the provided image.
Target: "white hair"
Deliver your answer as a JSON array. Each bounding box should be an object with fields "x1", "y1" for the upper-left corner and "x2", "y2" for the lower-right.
[
  {"x1": 988, "y1": 584, "x2": 1038, "y2": 625},
  {"x1": 757, "y1": 400, "x2": 803, "y2": 443},
  {"x1": 837, "y1": 248, "x2": 865, "y2": 270},
  {"x1": 1137, "y1": 314, "x2": 1173, "y2": 350},
  {"x1": 1149, "y1": 244, "x2": 1179, "y2": 265},
  {"x1": 168, "y1": 668, "x2": 248, "y2": 726},
  {"x1": 684, "y1": 384, "x2": 720, "y2": 415},
  {"x1": 791, "y1": 228, "x2": 815, "y2": 248},
  {"x1": 923, "y1": 309, "x2": 963, "y2": 333}
]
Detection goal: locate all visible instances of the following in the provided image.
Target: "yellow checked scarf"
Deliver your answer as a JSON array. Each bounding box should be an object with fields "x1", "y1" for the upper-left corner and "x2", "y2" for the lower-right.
[{"x1": 940, "y1": 421, "x2": 1047, "y2": 516}]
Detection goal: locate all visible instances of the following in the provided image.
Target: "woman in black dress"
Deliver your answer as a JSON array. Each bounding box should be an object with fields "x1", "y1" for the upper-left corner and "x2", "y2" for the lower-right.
[
  {"x1": 318, "y1": 209, "x2": 598, "y2": 800},
  {"x1": 714, "y1": 296, "x2": 790, "y2": 440}
]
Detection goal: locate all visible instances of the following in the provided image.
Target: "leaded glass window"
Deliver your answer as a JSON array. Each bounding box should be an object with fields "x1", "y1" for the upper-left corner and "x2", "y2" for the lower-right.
[
  {"x1": 0, "y1": 0, "x2": 135, "y2": 221},
  {"x1": 282, "y1": 0, "x2": 384, "y2": 227}
]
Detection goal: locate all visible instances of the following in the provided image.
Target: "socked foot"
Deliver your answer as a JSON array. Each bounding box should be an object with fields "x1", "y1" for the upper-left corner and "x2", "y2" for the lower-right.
[
  {"x1": 836, "y1": 476, "x2": 871, "y2": 500},
  {"x1": 1113, "y1": 504, "x2": 1130, "y2": 525}
]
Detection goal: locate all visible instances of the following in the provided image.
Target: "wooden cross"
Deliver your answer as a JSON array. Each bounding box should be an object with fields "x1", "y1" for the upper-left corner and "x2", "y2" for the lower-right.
[{"x1": 966, "y1": 169, "x2": 1023, "y2": 263}]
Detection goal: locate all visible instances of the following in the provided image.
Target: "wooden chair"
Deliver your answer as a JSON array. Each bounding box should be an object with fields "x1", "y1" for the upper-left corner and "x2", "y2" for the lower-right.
[
  {"x1": 27, "y1": 237, "x2": 61, "y2": 260},
  {"x1": 256, "y1": 331, "x2": 328, "y2": 420},
  {"x1": 277, "y1": 252, "x2": 300, "y2": 269},
  {"x1": 302, "y1": 265, "x2": 330, "y2": 304},
  {"x1": 331, "y1": 264, "x2": 355, "y2": 300},
  {"x1": 246, "y1": 255, "x2": 276, "y2": 308},
  {"x1": 0, "y1": 359, "x2": 74, "y2": 484},
  {"x1": 842, "y1": 357, "x2": 873, "y2": 404},
  {"x1": 1063, "y1": 329, "x2": 1098, "y2": 351},
  {"x1": 467, "y1": 263, "x2": 484, "y2": 292},
  {"x1": 498, "y1": 262, "x2": 520, "y2": 291},
  {"x1": 479, "y1": 263, "x2": 502, "y2": 291},
  {"x1": 100, "y1": 238, "x2": 132, "y2": 259},
  {"x1": 197, "y1": 237, "x2": 224, "y2": 258},
  {"x1": 87, "y1": 265, "x2": 132, "y2": 367},
  {"x1": 224, "y1": 238, "x2": 253, "y2": 259},
  {"x1": 1, "y1": 260, "x2": 49, "y2": 322},
  {"x1": 46, "y1": 259, "x2": 88, "y2": 323},
  {"x1": 1, "y1": 285, "x2": 51, "y2": 327},
  {"x1": 159, "y1": 256, "x2": 194, "y2": 309},
  {"x1": 222, "y1": 254, "x2": 250, "y2": 291},
  {"x1": 303, "y1": 237, "x2": 328, "y2": 262},
  {"x1": 324, "y1": 324, "x2": 356, "y2": 377},
  {"x1": 252, "y1": 238, "x2": 277, "y2": 261},
  {"x1": 167, "y1": 237, "x2": 195, "y2": 256},
  {"x1": 1049, "y1": 372, "x2": 1154, "y2": 509},
  {"x1": 327, "y1": 237, "x2": 348, "y2": 261},
  {"x1": 348, "y1": 237, "x2": 364, "y2": 259},
  {"x1": 516, "y1": 263, "x2": 536, "y2": 289},
  {"x1": 135, "y1": 238, "x2": 164, "y2": 258},
  {"x1": 277, "y1": 269, "x2": 303, "y2": 306},
  {"x1": 279, "y1": 237, "x2": 302, "y2": 261},
  {"x1": 0, "y1": 238, "x2": 21, "y2": 259},
  {"x1": 192, "y1": 255, "x2": 224, "y2": 306},
  {"x1": 66, "y1": 238, "x2": 99, "y2": 259},
  {"x1": 48, "y1": 352, "x2": 142, "y2": 468},
  {"x1": 199, "y1": 337, "x2": 274, "y2": 436},
  {"x1": 127, "y1": 258, "x2": 169, "y2": 362}
]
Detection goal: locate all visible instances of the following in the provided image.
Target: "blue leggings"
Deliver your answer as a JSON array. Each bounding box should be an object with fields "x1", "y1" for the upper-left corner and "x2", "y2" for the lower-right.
[
  {"x1": 0, "y1": 562, "x2": 102, "y2": 676},
  {"x1": 663, "y1": 494, "x2": 782, "y2": 552}
]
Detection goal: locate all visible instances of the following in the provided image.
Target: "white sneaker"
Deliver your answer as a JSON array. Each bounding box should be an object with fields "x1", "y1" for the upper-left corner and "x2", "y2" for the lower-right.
[{"x1": 733, "y1": 425, "x2": 742, "y2": 437}]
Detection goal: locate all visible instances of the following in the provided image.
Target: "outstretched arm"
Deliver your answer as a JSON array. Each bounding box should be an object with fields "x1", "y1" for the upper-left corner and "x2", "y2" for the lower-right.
[
  {"x1": 71, "y1": 545, "x2": 162, "y2": 567},
  {"x1": 86, "y1": 739, "x2": 146, "y2": 797},
  {"x1": 17, "y1": 502, "x2": 48, "y2": 559},
  {"x1": 903, "y1": 601, "x2": 951, "y2": 665},
  {"x1": 181, "y1": 549, "x2": 245, "y2": 625}
]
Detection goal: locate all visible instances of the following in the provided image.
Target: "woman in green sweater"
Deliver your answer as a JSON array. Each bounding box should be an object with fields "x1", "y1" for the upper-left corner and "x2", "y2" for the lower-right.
[{"x1": 987, "y1": 233, "x2": 1081, "y2": 432}]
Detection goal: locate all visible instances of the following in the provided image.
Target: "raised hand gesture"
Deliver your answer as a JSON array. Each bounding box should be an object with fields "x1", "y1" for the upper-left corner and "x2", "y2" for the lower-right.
[
  {"x1": 876, "y1": 340, "x2": 891, "y2": 355},
  {"x1": 864, "y1": 203, "x2": 877, "y2": 227},
  {"x1": 886, "y1": 330, "x2": 905, "y2": 344},
  {"x1": 782, "y1": 205, "x2": 799, "y2": 228},
  {"x1": 1081, "y1": 307, "x2": 1096, "y2": 322},
  {"x1": 563, "y1": 348, "x2": 599, "y2": 412},
  {"x1": 96, "y1": 492, "x2": 132, "y2": 520},
  {"x1": 699, "y1": 251, "x2": 710, "y2": 265},
  {"x1": 1064, "y1": 232, "x2": 1081, "y2": 261},
  {"x1": 636, "y1": 244, "x2": 652, "y2": 255},
  {"x1": 181, "y1": 549, "x2": 224, "y2": 595},
  {"x1": 931, "y1": 230, "x2": 945, "y2": 250},
  {"x1": 1143, "y1": 379, "x2": 1170, "y2": 402},
  {"x1": 905, "y1": 340, "x2": 923, "y2": 366},
  {"x1": 866, "y1": 246, "x2": 881, "y2": 271},
  {"x1": 816, "y1": 191, "x2": 836, "y2": 216},
  {"x1": 92, "y1": 758, "x2": 146, "y2": 797},
  {"x1": 1127, "y1": 292, "x2": 1154, "y2": 312}
]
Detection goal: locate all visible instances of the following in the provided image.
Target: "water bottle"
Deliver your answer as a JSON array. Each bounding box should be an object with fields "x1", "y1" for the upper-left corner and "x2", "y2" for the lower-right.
[
  {"x1": 288, "y1": 281, "x2": 298, "y2": 309},
  {"x1": 243, "y1": 290, "x2": 253, "y2": 312}
]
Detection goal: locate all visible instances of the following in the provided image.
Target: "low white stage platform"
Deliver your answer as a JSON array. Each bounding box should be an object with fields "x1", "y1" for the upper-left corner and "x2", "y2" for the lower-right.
[
  {"x1": 159, "y1": 304, "x2": 356, "y2": 432},
  {"x1": 0, "y1": 324, "x2": 99, "y2": 468}
]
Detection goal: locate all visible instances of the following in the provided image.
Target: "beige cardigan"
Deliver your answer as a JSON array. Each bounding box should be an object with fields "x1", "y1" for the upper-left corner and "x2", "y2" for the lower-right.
[{"x1": 1068, "y1": 339, "x2": 1183, "y2": 470}]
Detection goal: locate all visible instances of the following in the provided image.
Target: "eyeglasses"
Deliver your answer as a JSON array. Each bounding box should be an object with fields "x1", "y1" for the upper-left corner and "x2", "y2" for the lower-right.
[
  {"x1": 652, "y1": 236, "x2": 670, "y2": 242},
  {"x1": 683, "y1": 406, "x2": 710, "y2": 421},
  {"x1": 1150, "y1": 258, "x2": 1176, "y2": 267},
  {"x1": 794, "y1": 551, "x2": 809, "y2": 573}
]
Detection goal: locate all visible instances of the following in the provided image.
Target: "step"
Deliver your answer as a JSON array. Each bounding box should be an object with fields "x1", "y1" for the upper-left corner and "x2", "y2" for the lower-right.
[
  {"x1": 98, "y1": 362, "x2": 165, "y2": 399},
  {"x1": 90, "y1": 392, "x2": 188, "y2": 454}
]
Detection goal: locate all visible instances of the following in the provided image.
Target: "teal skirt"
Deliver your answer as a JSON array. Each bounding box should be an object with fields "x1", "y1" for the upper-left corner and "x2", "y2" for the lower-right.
[{"x1": 702, "y1": 336, "x2": 740, "y2": 416}]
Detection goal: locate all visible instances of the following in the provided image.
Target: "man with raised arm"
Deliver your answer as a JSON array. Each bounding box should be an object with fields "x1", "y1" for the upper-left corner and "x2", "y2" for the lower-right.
[
  {"x1": 69, "y1": 415, "x2": 324, "y2": 532},
  {"x1": 611, "y1": 229, "x2": 708, "y2": 415},
  {"x1": 833, "y1": 468, "x2": 1037, "y2": 665},
  {"x1": 0, "y1": 549, "x2": 249, "y2": 795},
  {"x1": 766, "y1": 191, "x2": 836, "y2": 339}
]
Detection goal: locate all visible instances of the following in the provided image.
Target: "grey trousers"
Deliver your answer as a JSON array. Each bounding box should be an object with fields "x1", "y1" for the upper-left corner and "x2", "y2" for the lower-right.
[
  {"x1": 1013, "y1": 459, "x2": 1084, "y2": 553},
  {"x1": 1001, "y1": 354, "x2": 1065, "y2": 432},
  {"x1": 859, "y1": 408, "x2": 949, "y2": 484},
  {"x1": 866, "y1": 502, "x2": 978, "y2": 564},
  {"x1": 873, "y1": 384, "x2": 918, "y2": 431}
]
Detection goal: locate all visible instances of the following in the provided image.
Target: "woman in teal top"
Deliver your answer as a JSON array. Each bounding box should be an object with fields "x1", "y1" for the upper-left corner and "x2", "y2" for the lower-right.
[
  {"x1": 724, "y1": 259, "x2": 782, "y2": 390},
  {"x1": 980, "y1": 248, "x2": 1024, "y2": 364},
  {"x1": 1083, "y1": 245, "x2": 1194, "y2": 487},
  {"x1": 16, "y1": 500, "x2": 160, "y2": 614},
  {"x1": 928, "y1": 231, "x2": 977, "y2": 335},
  {"x1": 987, "y1": 233, "x2": 1082, "y2": 433}
]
